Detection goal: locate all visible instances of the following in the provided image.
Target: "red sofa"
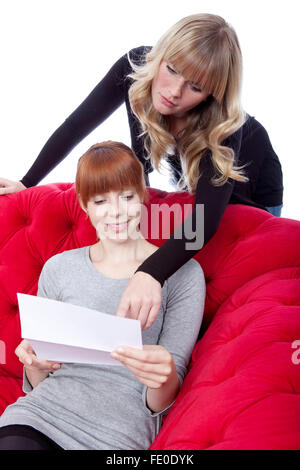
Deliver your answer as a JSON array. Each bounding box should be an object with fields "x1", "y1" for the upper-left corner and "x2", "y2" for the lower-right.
[{"x1": 0, "y1": 183, "x2": 300, "y2": 450}]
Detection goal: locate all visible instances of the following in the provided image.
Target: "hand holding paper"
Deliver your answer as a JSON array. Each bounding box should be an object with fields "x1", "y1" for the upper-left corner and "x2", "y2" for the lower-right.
[
  {"x1": 17, "y1": 293, "x2": 143, "y2": 366},
  {"x1": 15, "y1": 339, "x2": 61, "y2": 388}
]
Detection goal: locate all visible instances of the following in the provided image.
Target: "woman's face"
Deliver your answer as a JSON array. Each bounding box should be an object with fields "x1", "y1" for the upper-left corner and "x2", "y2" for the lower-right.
[
  {"x1": 151, "y1": 61, "x2": 210, "y2": 118},
  {"x1": 85, "y1": 188, "x2": 143, "y2": 242}
]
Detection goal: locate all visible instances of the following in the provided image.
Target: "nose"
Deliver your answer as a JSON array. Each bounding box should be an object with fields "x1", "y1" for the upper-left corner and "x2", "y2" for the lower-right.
[
  {"x1": 169, "y1": 76, "x2": 185, "y2": 99},
  {"x1": 108, "y1": 198, "x2": 122, "y2": 218}
]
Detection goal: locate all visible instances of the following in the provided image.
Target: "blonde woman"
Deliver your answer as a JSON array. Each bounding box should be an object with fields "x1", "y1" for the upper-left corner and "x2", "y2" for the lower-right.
[
  {"x1": 0, "y1": 14, "x2": 283, "y2": 329},
  {"x1": 0, "y1": 142, "x2": 205, "y2": 450}
]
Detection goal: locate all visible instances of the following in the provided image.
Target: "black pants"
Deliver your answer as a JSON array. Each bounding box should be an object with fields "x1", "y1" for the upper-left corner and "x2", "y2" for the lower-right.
[{"x1": 0, "y1": 425, "x2": 63, "y2": 450}]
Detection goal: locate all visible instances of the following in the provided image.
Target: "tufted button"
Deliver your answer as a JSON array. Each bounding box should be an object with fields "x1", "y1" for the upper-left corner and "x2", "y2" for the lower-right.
[{"x1": 23, "y1": 218, "x2": 31, "y2": 226}]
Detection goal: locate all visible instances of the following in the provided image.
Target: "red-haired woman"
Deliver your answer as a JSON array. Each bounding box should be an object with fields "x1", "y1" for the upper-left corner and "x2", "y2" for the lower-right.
[{"x1": 0, "y1": 142, "x2": 205, "y2": 450}]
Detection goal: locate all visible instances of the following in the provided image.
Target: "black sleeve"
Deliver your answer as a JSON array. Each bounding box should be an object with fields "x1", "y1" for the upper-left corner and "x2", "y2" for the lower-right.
[
  {"x1": 20, "y1": 52, "x2": 129, "y2": 187},
  {"x1": 135, "y1": 129, "x2": 242, "y2": 286},
  {"x1": 249, "y1": 121, "x2": 283, "y2": 207}
]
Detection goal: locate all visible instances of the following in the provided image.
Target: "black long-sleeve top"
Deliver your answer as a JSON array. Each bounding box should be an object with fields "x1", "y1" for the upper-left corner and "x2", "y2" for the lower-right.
[{"x1": 20, "y1": 46, "x2": 283, "y2": 286}]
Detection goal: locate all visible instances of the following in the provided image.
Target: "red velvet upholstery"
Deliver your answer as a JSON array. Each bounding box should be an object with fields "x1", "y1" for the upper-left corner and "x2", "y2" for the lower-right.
[{"x1": 1, "y1": 183, "x2": 300, "y2": 449}]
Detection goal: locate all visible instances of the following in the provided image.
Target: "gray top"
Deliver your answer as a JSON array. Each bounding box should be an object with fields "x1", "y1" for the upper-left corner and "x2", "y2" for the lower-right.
[{"x1": 0, "y1": 245, "x2": 205, "y2": 450}]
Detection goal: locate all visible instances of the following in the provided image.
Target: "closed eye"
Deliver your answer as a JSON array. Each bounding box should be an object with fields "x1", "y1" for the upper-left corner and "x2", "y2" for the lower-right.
[
  {"x1": 94, "y1": 195, "x2": 134, "y2": 204},
  {"x1": 167, "y1": 64, "x2": 202, "y2": 92},
  {"x1": 166, "y1": 64, "x2": 177, "y2": 74},
  {"x1": 190, "y1": 83, "x2": 202, "y2": 93}
]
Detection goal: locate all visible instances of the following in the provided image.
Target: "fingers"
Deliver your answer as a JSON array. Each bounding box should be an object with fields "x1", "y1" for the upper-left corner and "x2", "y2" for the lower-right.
[
  {"x1": 116, "y1": 297, "x2": 151, "y2": 331},
  {"x1": 113, "y1": 351, "x2": 166, "y2": 372},
  {"x1": 122, "y1": 366, "x2": 167, "y2": 389},
  {"x1": 0, "y1": 177, "x2": 10, "y2": 186},
  {"x1": 21, "y1": 353, "x2": 60, "y2": 371},
  {"x1": 116, "y1": 297, "x2": 161, "y2": 331},
  {"x1": 15, "y1": 340, "x2": 61, "y2": 372},
  {"x1": 130, "y1": 299, "x2": 150, "y2": 324},
  {"x1": 116, "y1": 298, "x2": 131, "y2": 318},
  {"x1": 136, "y1": 297, "x2": 161, "y2": 330},
  {"x1": 115, "y1": 273, "x2": 162, "y2": 329},
  {"x1": 125, "y1": 300, "x2": 141, "y2": 321},
  {"x1": 116, "y1": 296, "x2": 150, "y2": 324},
  {"x1": 0, "y1": 178, "x2": 26, "y2": 195},
  {"x1": 0, "y1": 186, "x2": 12, "y2": 195},
  {"x1": 26, "y1": 356, "x2": 61, "y2": 371},
  {"x1": 111, "y1": 346, "x2": 172, "y2": 388},
  {"x1": 115, "y1": 355, "x2": 171, "y2": 377},
  {"x1": 144, "y1": 302, "x2": 161, "y2": 330},
  {"x1": 0, "y1": 178, "x2": 13, "y2": 195},
  {"x1": 112, "y1": 346, "x2": 164, "y2": 363},
  {"x1": 15, "y1": 339, "x2": 34, "y2": 356}
]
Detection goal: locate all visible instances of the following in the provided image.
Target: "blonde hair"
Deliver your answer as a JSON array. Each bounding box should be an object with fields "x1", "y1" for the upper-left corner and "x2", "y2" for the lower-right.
[{"x1": 128, "y1": 13, "x2": 249, "y2": 193}]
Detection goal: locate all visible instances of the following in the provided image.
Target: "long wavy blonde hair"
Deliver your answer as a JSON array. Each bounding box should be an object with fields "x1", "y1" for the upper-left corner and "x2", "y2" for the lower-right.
[{"x1": 128, "y1": 13, "x2": 249, "y2": 193}]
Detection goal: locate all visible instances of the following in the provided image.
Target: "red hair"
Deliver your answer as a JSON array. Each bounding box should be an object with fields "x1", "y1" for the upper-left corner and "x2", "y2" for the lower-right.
[{"x1": 75, "y1": 141, "x2": 149, "y2": 208}]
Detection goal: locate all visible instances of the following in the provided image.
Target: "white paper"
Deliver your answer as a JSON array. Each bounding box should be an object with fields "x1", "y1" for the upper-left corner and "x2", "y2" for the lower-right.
[{"x1": 17, "y1": 293, "x2": 142, "y2": 365}]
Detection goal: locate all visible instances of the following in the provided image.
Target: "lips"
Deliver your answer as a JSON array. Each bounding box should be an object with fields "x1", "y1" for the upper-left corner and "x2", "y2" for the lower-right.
[
  {"x1": 160, "y1": 95, "x2": 176, "y2": 107},
  {"x1": 106, "y1": 221, "x2": 129, "y2": 232}
]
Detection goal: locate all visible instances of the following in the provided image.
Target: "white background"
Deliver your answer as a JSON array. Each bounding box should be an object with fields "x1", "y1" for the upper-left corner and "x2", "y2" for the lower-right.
[{"x1": 0, "y1": 0, "x2": 299, "y2": 220}]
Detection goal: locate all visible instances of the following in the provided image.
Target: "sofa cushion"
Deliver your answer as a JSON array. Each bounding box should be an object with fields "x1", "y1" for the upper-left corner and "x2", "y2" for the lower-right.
[{"x1": 150, "y1": 266, "x2": 300, "y2": 449}]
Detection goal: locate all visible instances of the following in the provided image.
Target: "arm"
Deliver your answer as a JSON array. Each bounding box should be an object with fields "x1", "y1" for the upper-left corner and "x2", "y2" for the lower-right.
[
  {"x1": 19, "y1": 52, "x2": 129, "y2": 188},
  {"x1": 116, "y1": 127, "x2": 241, "y2": 329},
  {"x1": 114, "y1": 260, "x2": 206, "y2": 414},
  {"x1": 135, "y1": 145, "x2": 239, "y2": 287},
  {"x1": 18, "y1": 258, "x2": 62, "y2": 390},
  {"x1": 145, "y1": 347, "x2": 180, "y2": 413},
  {"x1": 16, "y1": 339, "x2": 61, "y2": 390},
  {"x1": 111, "y1": 345, "x2": 180, "y2": 413}
]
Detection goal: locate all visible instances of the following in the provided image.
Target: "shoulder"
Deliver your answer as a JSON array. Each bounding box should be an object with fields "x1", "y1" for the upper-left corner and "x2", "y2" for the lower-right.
[
  {"x1": 105, "y1": 46, "x2": 152, "y2": 86},
  {"x1": 114, "y1": 46, "x2": 152, "y2": 90},
  {"x1": 42, "y1": 246, "x2": 86, "y2": 275},
  {"x1": 127, "y1": 45, "x2": 152, "y2": 65},
  {"x1": 241, "y1": 114, "x2": 271, "y2": 143},
  {"x1": 164, "y1": 259, "x2": 206, "y2": 295},
  {"x1": 123, "y1": 46, "x2": 152, "y2": 76}
]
